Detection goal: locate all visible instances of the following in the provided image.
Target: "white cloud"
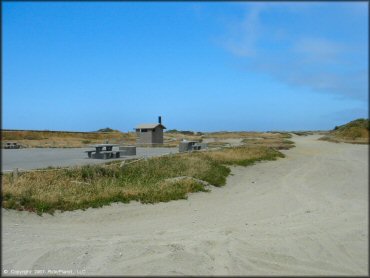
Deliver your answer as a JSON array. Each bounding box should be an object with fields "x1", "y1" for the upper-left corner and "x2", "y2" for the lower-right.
[
  {"x1": 222, "y1": 3, "x2": 266, "y2": 57},
  {"x1": 293, "y1": 37, "x2": 346, "y2": 64},
  {"x1": 219, "y1": 3, "x2": 368, "y2": 101}
]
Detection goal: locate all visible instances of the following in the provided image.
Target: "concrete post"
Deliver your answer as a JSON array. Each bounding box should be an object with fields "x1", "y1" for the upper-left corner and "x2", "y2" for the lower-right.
[{"x1": 13, "y1": 168, "x2": 19, "y2": 183}]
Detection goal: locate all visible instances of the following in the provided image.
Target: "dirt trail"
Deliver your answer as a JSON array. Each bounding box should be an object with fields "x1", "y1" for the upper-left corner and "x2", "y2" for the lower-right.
[{"x1": 2, "y1": 135, "x2": 368, "y2": 275}]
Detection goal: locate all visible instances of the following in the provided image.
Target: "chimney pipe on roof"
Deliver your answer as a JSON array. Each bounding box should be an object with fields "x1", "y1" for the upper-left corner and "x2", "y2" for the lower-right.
[{"x1": 158, "y1": 116, "x2": 162, "y2": 124}]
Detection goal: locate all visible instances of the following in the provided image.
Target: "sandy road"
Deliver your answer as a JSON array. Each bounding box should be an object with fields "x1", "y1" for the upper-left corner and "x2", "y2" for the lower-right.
[{"x1": 2, "y1": 135, "x2": 368, "y2": 275}]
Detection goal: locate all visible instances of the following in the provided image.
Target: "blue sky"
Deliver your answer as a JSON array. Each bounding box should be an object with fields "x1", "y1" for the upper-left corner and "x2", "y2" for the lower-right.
[{"x1": 3, "y1": 2, "x2": 368, "y2": 132}]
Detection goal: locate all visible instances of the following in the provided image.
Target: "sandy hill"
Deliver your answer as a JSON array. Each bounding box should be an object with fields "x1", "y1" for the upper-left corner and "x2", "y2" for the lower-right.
[{"x1": 320, "y1": 118, "x2": 369, "y2": 144}]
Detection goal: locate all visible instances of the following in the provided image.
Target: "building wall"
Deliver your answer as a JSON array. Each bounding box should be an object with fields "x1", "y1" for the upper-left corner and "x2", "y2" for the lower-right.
[
  {"x1": 152, "y1": 126, "x2": 164, "y2": 144},
  {"x1": 136, "y1": 129, "x2": 153, "y2": 145},
  {"x1": 136, "y1": 126, "x2": 164, "y2": 145},
  {"x1": 136, "y1": 126, "x2": 163, "y2": 144}
]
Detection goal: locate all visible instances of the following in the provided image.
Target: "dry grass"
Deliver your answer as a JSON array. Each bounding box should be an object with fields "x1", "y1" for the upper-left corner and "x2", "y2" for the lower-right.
[
  {"x1": 205, "y1": 141, "x2": 230, "y2": 148},
  {"x1": 292, "y1": 131, "x2": 314, "y2": 136},
  {"x1": 163, "y1": 131, "x2": 292, "y2": 149},
  {"x1": 2, "y1": 130, "x2": 136, "y2": 148},
  {"x1": 163, "y1": 133, "x2": 203, "y2": 147},
  {"x1": 242, "y1": 138, "x2": 295, "y2": 150},
  {"x1": 196, "y1": 145, "x2": 285, "y2": 166},
  {"x1": 203, "y1": 131, "x2": 291, "y2": 139},
  {"x1": 1, "y1": 154, "x2": 229, "y2": 214},
  {"x1": 319, "y1": 119, "x2": 369, "y2": 144},
  {"x1": 318, "y1": 135, "x2": 369, "y2": 144},
  {"x1": 2, "y1": 143, "x2": 287, "y2": 214},
  {"x1": 2, "y1": 130, "x2": 292, "y2": 148}
]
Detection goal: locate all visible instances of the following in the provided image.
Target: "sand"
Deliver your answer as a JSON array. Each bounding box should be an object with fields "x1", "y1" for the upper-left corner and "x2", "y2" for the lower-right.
[{"x1": 2, "y1": 134, "x2": 368, "y2": 276}]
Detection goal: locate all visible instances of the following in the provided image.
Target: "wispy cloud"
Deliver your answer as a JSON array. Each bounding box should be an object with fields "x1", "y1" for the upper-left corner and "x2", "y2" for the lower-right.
[
  {"x1": 223, "y1": 3, "x2": 265, "y2": 57},
  {"x1": 293, "y1": 37, "x2": 346, "y2": 64},
  {"x1": 220, "y1": 3, "x2": 368, "y2": 101}
]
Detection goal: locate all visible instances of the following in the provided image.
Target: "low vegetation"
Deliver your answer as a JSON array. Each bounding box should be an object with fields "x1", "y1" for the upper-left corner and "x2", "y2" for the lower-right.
[
  {"x1": 2, "y1": 130, "x2": 136, "y2": 148},
  {"x1": 166, "y1": 129, "x2": 202, "y2": 135},
  {"x1": 319, "y1": 118, "x2": 369, "y2": 144},
  {"x1": 206, "y1": 141, "x2": 230, "y2": 148},
  {"x1": 2, "y1": 144, "x2": 287, "y2": 215},
  {"x1": 242, "y1": 137, "x2": 295, "y2": 150},
  {"x1": 2, "y1": 154, "x2": 228, "y2": 214},
  {"x1": 292, "y1": 131, "x2": 314, "y2": 136},
  {"x1": 195, "y1": 145, "x2": 285, "y2": 166},
  {"x1": 96, "y1": 127, "x2": 121, "y2": 133},
  {"x1": 164, "y1": 132, "x2": 203, "y2": 146},
  {"x1": 2, "y1": 129, "x2": 293, "y2": 149},
  {"x1": 203, "y1": 131, "x2": 292, "y2": 140}
]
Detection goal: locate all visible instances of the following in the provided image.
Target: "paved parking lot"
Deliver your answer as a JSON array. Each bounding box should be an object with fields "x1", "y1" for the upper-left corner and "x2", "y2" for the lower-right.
[{"x1": 1, "y1": 147, "x2": 178, "y2": 172}]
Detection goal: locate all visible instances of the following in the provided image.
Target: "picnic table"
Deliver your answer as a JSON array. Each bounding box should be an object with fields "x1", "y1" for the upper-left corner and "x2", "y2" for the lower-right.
[
  {"x1": 85, "y1": 144, "x2": 120, "y2": 159},
  {"x1": 3, "y1": 142, "x2": 21, "y2": 149}
]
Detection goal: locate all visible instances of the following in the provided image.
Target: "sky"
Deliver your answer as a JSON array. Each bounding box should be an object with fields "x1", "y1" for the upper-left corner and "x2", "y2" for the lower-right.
[{"x1": 3, "y1": 2, "x2": 369, "y2": 132}]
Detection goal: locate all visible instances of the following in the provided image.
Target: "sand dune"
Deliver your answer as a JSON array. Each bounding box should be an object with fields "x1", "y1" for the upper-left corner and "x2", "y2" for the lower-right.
[{"x1": 2, "y1": 134, "x2": 368, "y2": 275}]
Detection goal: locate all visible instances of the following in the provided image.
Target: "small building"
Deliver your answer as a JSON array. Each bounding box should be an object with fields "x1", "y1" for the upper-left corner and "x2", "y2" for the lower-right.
[{"x1": 135, "y1": 116, "x2": 166, "y2": 145}]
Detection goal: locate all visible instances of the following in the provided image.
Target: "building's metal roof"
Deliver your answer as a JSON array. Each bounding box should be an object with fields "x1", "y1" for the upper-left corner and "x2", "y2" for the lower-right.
[{"x1": 135, "y1": 123, "x2": 166, "y2": 129}]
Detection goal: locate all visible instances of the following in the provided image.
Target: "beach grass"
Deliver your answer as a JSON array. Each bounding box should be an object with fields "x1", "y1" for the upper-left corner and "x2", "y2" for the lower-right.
[
  {"x1": 318, "y1": 118, "x2": 369, "y2": 144},
  {"x1": 1, "y1": 130, "x2": 137, "y2": 148},
  {"x1": 195, "y1": 145, "x2": 285, "y2": 166},
  {"x1": 2, "y1": 153, "x2": 228, "y2": 215},
  {"x1": 241, "y1": 137, "x2": 295, "y2": 150},
  {"x1": 2, "y1": 143, "x2": 287, "y2": 215}
]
